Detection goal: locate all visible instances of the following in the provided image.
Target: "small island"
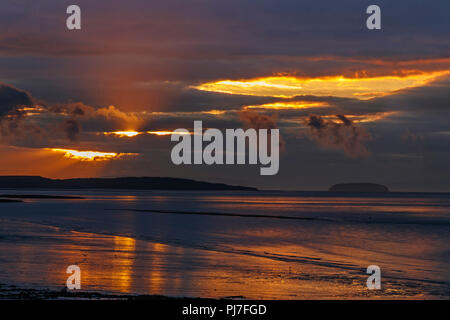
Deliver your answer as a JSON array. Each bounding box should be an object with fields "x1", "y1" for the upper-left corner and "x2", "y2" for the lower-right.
[{"x1": 328, "y1": 183, "x2": 389, "y2": 193}]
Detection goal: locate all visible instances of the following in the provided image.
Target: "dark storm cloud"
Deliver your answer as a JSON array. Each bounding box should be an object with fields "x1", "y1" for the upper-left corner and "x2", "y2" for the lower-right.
[
  {"x1": 2, "y1": 0, "x2": 449, "y2": 59},
  {"x1": 0, "y1": 0, "x2": 449, "y2": 107},
  {"x1": 4, "y1": 73, "x2": 450, "y2": 147},
  {"x1": 149, "y1": 88, "x2": 281, "y2": 113},
  {"x1": 0, "y1": 83, "x2": 140, "y2": 146},
  {"x1": 0, "y1": 83, "x2": 32, "y2": 117},
  {"x1": 1, "y1": 0, "x2": 450, "y2": 191},
  {"x1": 0, "y1": 82, "x2": 35, "y2": 140},
  {"x1": 304, "y1": 114, "x2": 372, "y2": 157},
  {"x1": 374, "y1": 76, "x2": 450, "y2": 115},
  {"x1": 239, "y1": 111, "x2": 278, "y2": 130},
  {"x1": 62, "y1": 119, "x2": 80, "y2": 141}
]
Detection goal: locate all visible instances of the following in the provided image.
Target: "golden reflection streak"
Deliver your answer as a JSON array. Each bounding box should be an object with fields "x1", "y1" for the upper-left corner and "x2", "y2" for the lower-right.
[
  {"x1": 193, "y1": 71, "x2": 450, "y2": 99},
  {"x1": 147, "y1": 242, "x2": 168, "y2": 294},
  {"x1": 112, "y1": 236, "x2": 136, "y2": 292}
]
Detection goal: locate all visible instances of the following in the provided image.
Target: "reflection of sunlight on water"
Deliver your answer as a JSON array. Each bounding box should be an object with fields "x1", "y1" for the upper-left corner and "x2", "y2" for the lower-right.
[
  {"x1": 198, "y1": 195, "x2": 450, "y2": 216},
  {"x1": 150, "y1": 196, "x2": 170, "y2": 203},
  {"x1": 0, "y1": 222, "x2": 447, "y2": 299},
  {"x1": 1, "y1": 191, "x2": 450, "y2": 299},
  {"x1": 147, "y1": 242, "x2": 167, "y2": 293},
  {"x1": 115, "y1": 195, "x2": 139, "y2": 202},
  {"x1": 144, "y1": 243, "x2": 184, "y2": 295},
  {"x1": 112, "y1": 236, "x2": 136, "y2": 292}
]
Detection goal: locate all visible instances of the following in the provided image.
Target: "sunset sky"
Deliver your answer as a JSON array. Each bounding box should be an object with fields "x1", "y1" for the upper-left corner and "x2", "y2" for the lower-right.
[{"x1": 1, "y1": 0, "x2": 450, "y2": 191}]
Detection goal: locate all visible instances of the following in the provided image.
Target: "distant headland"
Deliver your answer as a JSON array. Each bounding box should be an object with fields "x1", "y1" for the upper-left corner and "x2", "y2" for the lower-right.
[
  {"x1": 0, "y1": 176, "x2": 257, "y2": 191},
  {"x1": 328, "y1": 183, "x2": 389, "y2": 193}
]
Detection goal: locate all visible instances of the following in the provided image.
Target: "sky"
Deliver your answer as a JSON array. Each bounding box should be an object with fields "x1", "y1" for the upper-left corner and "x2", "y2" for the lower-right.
[{"x1": 1, "y1": 0, "x2": 450, "y2": 191}]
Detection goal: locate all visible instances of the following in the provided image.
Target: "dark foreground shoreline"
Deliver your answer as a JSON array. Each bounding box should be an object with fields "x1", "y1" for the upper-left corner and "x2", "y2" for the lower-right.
[
  {"x1": 0, "y1": 284, "x2": 224, "y2": 300},
  {"x1": 1, "y1": 284, "x2": 445, "y2": 320}
]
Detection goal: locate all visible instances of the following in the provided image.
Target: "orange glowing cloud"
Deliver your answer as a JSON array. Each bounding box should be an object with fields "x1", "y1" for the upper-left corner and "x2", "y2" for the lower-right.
[
  {"x1": 101, "y1": 130, "x2": 193, "y2": 137},
  {"x1": 243, "y1": 101, "x2": 328, "y2": 110},
  {"x1": 17, "y1": 105, "x2": 46, "y2": 116},
  {"x1": 48, "y1": 148, "x2": 137, "y2": 161},
  {"x1": 193, "y1": 71, "x2": 450, "y2": 99},
  {"x1": 147, "y1": 131, "x2": 192, "y2": 136},
  {"x1": 201, "y1": 110, "x2": 227, "y2": 115}
]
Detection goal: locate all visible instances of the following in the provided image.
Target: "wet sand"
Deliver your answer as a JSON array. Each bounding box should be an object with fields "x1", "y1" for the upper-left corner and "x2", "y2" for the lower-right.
[
  {"x1": 0, "y1": 219, "x2": 447, "y2": 300},
  {"x1": 0, "y1": 190, "x2": 449, "y2": 299}
]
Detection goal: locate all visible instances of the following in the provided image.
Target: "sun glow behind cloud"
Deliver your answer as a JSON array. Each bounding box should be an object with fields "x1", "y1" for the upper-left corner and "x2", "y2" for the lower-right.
[
  {"x1": 101, "y1": 130, "x2": 193, "y2": 137},
  {"x1": 17, "y1": 105, "x2": 46, "y2": 116},
  {"x1": 104, "y1": 131, "x2": 142, "y2": 137},
  {"x1": 193, "y1": 71, "x2": 450, "y2": 99},
  {"x1": 48, "y1": 148, "x2": 136, "y2": 161},
  {"x1": 244, "y1": 101, "x2": 328, "y2": 110},
  {"x1": 147, "y1": 131, "x2": 192, "y2": 136}
]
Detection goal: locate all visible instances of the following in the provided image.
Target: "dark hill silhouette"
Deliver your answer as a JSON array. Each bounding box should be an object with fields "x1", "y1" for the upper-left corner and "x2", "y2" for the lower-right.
[
  {"x1": 0, "y1": 176, "x2": 257, "y2": 191},
  {"x1": 329, "y1": 183, "x2": 389, "y2": 193}
]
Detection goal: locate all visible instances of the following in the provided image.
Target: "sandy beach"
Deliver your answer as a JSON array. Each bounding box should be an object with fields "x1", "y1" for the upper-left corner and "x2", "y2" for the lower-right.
[{"x1": 0, "y1": 190, "x2": 449, "y2": 300}]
